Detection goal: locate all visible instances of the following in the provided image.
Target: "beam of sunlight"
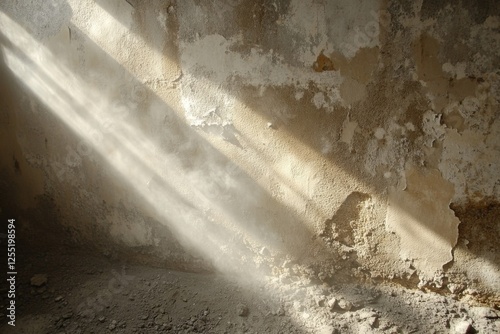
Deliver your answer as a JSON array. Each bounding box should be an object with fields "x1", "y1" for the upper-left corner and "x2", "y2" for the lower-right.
[
  {"x1": 78, "y1": 0, "x2": 168, "y2": 86},
  {"x1": 0, "y1": 9, "x2": 334, "y2": 329},
  {"x1": 74, "y1": 0, "x2": 371, "y2": 241},
  {"x1": 0, "y1": 11, "x2": 263, "y2": 278}
]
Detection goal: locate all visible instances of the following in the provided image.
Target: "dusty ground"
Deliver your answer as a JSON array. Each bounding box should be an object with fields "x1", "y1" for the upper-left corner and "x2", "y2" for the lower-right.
[{"x1": 1, "y1": 246, "x2": 499, "y2": 334}]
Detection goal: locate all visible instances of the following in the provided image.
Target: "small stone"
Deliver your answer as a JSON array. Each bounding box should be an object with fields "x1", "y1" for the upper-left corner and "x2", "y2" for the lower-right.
[
  {"x1": 327, "y1": 297, "x2": 337, "y2": 309},
  {"x1": 367, "y1": 316, "x2": 378, "y2": 328},
  {"x1": 236, "y1": 303, "x2": 249, "y2": 317},
  {"x1": 447, "y1": 283, "x2": 465, "y2": 294},
  {"x1": 338, "y1": 299, "x2": 352, "y2": 311},
  {"x1": 30, "y1": 274, "x2": 48, "y2": 287},
  {"x1": 277, "y1": 307, "x2": 285, "y2": 316},
  {"x1": 98, "y1": 316, "x2": 106, "y2": 323},
  {"x1": 54, "y1": 296, "x2": 63, "y2": 302},
  {"x1": 140, "y1": 314, "x2": 149, "y2": 320},
  {"x1": 454, "y1": 320, "x2": 473, "y2": 334},
  {"x1": 167, "y1": 5, "x2": 175, "y2": 14}
]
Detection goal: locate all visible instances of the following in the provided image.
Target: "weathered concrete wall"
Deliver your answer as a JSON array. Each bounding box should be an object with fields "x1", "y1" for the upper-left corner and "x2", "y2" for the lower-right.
[{"x1": 0, "y1": 0, "x2": 499, "y2": 304}]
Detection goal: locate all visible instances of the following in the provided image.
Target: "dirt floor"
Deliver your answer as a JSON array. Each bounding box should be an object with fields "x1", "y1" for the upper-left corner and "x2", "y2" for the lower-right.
[{"x1": 0, "y1": 245, "x2": 499, "y2": 334}]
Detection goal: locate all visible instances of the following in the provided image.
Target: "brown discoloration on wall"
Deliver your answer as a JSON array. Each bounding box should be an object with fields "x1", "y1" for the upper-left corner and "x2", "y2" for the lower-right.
[
  {"x1": 414, "y1": 34, "x2": 443, "y2": 84},
  {"x1": 449, "y1": 77, "x2": 479, "y2": 101},
  {"x1": 313, "y1": 51, "x2": 335, "y2": 72},
  {"x1": 0, "y1": 69, "x2": 44, "y2": 210}
]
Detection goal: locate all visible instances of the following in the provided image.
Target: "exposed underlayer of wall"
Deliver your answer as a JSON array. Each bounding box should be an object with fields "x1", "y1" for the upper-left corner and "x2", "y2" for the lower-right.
[{"x1": 0, "y1": 0, "x2": 499, "y2": 306}]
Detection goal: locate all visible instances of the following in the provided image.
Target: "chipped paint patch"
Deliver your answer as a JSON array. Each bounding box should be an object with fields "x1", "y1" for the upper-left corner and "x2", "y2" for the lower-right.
[
  {"x1": 422, "y1": 111, "x2": 445, "y2": 147},
  {"x1": 386, "y1": 165, "x2": 460, "y2": 280},
  {"x1": 313, "y1": 51, "x2": 336, "y2": 72}
]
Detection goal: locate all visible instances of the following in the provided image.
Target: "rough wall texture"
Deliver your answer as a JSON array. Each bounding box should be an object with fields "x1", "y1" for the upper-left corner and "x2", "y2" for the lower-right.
[{"x1": 0, "y1": 0, "x2": 499, "y2": 305}]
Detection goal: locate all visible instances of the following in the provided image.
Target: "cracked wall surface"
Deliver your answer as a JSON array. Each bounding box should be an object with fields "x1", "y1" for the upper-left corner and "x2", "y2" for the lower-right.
[{"x1": 0, "y1": 0, "x2": 499, "y2": 305}]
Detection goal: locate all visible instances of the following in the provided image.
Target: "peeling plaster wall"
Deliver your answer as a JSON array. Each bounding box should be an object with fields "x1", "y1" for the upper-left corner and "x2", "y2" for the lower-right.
[{"x1": 0, "y1": 0, "x2": 499, "y2": 304}]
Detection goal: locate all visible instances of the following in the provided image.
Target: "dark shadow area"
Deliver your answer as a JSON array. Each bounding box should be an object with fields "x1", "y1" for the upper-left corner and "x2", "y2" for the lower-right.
[
  {"x1": 0, "y1": 248, "x2": 311, "y2": 334},
  {"x1": 452, "y1": 199, "x2": 500, "y2": 262},
  {"x1": 448, "y1": 199, "x2": 500, "y2": 306}
]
